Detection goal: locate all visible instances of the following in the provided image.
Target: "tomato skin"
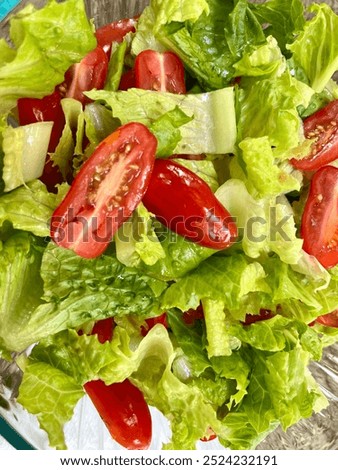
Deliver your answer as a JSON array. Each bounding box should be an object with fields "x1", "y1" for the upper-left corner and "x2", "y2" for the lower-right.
[
  {"x1": 142, "y1": 159, "x2": 237, "y2": 250},
  {"x1": 50, "y1": 122, "x2": 157, "y2": 258},
  {"x1": 135, "y1": 50, "x2": 186, "y2": 94},
  {"x1": 183, "y1": 305, "x2": 205, "y2": 325},
  {"x1": 301, "y1": 166, "x2": 338, "y2": 269},
  {"x1": 64, "y1": 46, "x2": 108, "y2": 105},
  {"x1": 291, "y1": 100, "x2": 338, "y2": 171},
  {"x1": 119, "y1": 69, "x2": 136, "y2": 90},
  {"x1": 84, "y1": 379, "x2": 152, "y2": 450},
  {"x1": 95, "y1": 18, "x2": 137, "y2": 55},
  {"x1": 17, "y1": 89, "x2": 65, "y2": 190},
  {"x1": 315, "y1": 310, "x2": 338, "y2": 328},
  {"x1": 243, "y1": 309, "x2": 274, "y2": 325},
  {"x1": 141, "y1": 313, "x2": 168, "y2": 336},
  {"x1": 84, "y1": 319, "x2": 152, "y2": 450}
]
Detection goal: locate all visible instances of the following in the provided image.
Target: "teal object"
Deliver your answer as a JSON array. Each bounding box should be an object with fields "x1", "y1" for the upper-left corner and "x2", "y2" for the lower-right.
[
  {"x1": 0, "y1": 415, "x2": 35, "y2": 450},
  {"x1": 0, "y1": 0, "x2": 21, "y2": 21}
]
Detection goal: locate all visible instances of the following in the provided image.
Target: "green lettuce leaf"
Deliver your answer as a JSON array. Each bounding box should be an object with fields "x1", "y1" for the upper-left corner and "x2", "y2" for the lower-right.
[
  {"x1": 131, "y1": 0, "x2": 209, "y2": 56},
  {"x1": 2, "y1": 122, "x2": 52, "y2": 192},
  {"x1": 87, "y1": 87, "x2": 237, "y2": 155},
  {"x1": 215, "y1": 179, "x2": 303, "y2": 264},
  {"x1": 251, "y1": 0, "x2": 305, "y2": 52},
  {"x1": 115, "y1": 203, "x2": 166, "y2": 268},
  {"x1": 0, "y1": 0, "x2": 96, "y2": 114},
  {"x1": 6, "y1": 242, "x2": 165, "y2": 352},
  {"x1": 50, "y1": 98, "x2": 84, "y2": 179},
  {"x1": 0, "y1": 179, "x2": 67, "y2": 237},
  {"x1": 0, "y1": 232, "x2": 44, "y2": 356},
  {"x1": 237, "y1": 70, "x2": 313, "y2": 154},
  {"x1": 287, "y1": 4, "x2": 338, "y2": 93}
]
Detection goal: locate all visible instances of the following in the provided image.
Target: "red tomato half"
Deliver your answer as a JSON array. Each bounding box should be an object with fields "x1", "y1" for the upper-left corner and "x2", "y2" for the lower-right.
[
  {"x1": 95, "y1": 18, "x2": 138, "y2": 55},
  {"x1": 301, "y1": 166, "x2": 338, "y2": 269},
  {"x1": 63, "y1": 46, "x2": 108, "y2": 105},
  {"x1": 291, "y1": 100, "x2": 338, "y2": 171},
  {"x1": 17, "y1": 89, "x2": 65, "y2": 190},
  {"x1": 135, "y1": 50, "x2": 186, "y2": 94},
  {"x1": 119, "y1": 69, "x2": 136, "y2": 90},
  {"x1": 142, "y1": 159, "x2": 237, "y2": 250},
  {"x1": 84, "y1": 319, "x2": 152, "y2": 450},
  {"x1": 50, "y1": 122, "x2": 157, "y2": 258},
  {"x1": 315, "y1": 310, "x2": 338, "y2": 328}
]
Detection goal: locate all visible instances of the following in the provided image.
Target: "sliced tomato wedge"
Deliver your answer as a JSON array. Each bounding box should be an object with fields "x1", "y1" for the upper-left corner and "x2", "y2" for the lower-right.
[
  {"x1": 291, "y1": 99, "x2": 338, "y2": 171},
  {"x1": 17, "y1": 88, "x2": 65, "y2": 190},
  {"x1": 142, "y1": 159, "x2": 237, "y2": 250},
  {"x1": 315, "y1": 310, "x2": 338, "y2": 328},
  {"x1": 84, "y1": 318, "x2": 152, "y2": 450},
  {"x1": 135, "y1": 50, "x2": 186, "y2": 94},
  {"x1": 50, "y1": 122, "x2": 157, "y2": 258},
  {"x1": 301, "y1": 165, "x2": 338, "y2": 269},
  {"x1": 95, "y1": 17, "x2": 138, "y2": 55},
  {"x1": 63, "y1": 45, "x2": 108, "y2": 105}
]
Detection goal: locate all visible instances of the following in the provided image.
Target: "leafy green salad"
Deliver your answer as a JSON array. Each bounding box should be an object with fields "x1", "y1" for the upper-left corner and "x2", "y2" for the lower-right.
[{"x1": 0, "y1": 0, "x2": 338, "y2": 450}]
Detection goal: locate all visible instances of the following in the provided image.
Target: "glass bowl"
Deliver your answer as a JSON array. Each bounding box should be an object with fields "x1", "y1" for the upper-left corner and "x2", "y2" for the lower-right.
[{"x1": 0, "y1": 0, "x2": 337, "y2": 451}]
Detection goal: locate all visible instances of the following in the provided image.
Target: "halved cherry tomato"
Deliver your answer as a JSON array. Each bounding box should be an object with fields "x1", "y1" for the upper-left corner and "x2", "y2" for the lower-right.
[
  {"x1": 142, "y1": 159, "x2": 237, "y2": 250},
  {"x1": 50, "y1": 122, "x2": 157, "y2": 258},
  {"x1": 135, "y1": 50, "x2": 186, "y2": 94},
  {"x1": 141, "y1": 313, "x2": 168, "y2": 336},
  {"x1": 17, "y1": 89, "x2": 65, "y2": 190},
  {"x1": 315, "y1": 310, "x2": 338, "y2": 328},
  {"x1": 301, "y1": 165, "x2": 338, "y2": 269},
  {"x1": 95, "y1": 17, "x2": 138, "y2": 55},
  {"x1": 291, "y1": 100, "x2": 338, "y2": 171},
  {"x1": 63, "y1": 45, "x2": 108, "y2": 105},
  {"x1": 84, "y1": 318, "x2": 152, "y2": 450}
]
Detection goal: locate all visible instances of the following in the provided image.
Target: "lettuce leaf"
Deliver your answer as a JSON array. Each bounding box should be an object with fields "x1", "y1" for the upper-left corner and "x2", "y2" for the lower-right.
[
  {"x1": 0, "y1": 0, "x2": 96, "y2": 114},
  {"x1": 0, "y1": 232, "x2": 44, "y2": 356},
  {"x1": 287, "y1": 4, "x2": 338, "y2": 93},
  {"x1": 0, "y1": 179, "x2": 67, "y2": 237},
  {"x1": 87, "y1": 87, "x2": 237, "y2": 155},
  {"x1": 4, "y1": 242, "x2": 166, "y2": 352}
]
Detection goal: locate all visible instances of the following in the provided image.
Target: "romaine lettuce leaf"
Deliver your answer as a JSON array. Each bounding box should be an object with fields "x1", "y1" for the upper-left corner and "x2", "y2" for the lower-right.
[
  {"x1": 215, "y1": 179, "x2": 303, "y2": 264},
  {"x1": 0, "y1": 0, "x2": 96, "y2": 114},
  {"x1": 2, "y1": 122, "x2": 52, "y2": 192},
  {"x1": 287, "y1": 4, "x2": 338, "y2": 93},
  {"x1": 87, "y1": 87, "x2": 237, "y2": 155},
  {"x1": 0, "y1": 232, "x2": 44, "y2": 356},
  {"x1": 0, "y1": 179, "x2": 67, "y2": 237},
  {"x1": 5, "y1": 242, "x2": 166, "y2": 352},
  {"x1": 250, "y1": 0, "x2": 305, "y2": 53}
]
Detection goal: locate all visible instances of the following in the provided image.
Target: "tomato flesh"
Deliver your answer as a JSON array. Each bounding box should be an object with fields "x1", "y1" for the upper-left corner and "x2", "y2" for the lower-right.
[
  {"x1": 84, "y1": 319, "x2": 152, "y2": 450},
  {"x1": 63, "y1": 45, "x2": 108, "y2": 105},
  {"x1": 50, "y1": 122, "x2": 157, "y2": 258},
  {"x1": 142, "y1": 159, "x2": 237, "y2": 250},
  {"x1": 301, "y1": 166, "x2": 338, "y2": 269},
  {"x1": 291, "y1": 100, "x2": 338, "y2": 171},
  {"x1": 243, "y1": 309, "x2": 274, "y2": 325},
  {"x1": 135, "y1": 50, "x2": 186, "y2": 94}
]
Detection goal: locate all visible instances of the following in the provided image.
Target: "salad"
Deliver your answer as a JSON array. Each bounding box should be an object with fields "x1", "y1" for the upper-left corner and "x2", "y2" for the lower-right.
[{"x1": 0, "y1": 0, "x2": 338, "y2": 451}]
